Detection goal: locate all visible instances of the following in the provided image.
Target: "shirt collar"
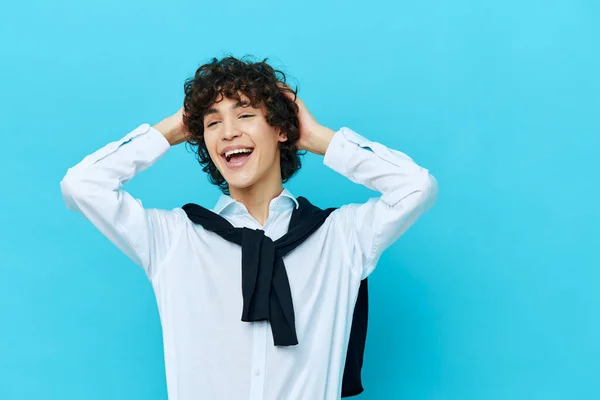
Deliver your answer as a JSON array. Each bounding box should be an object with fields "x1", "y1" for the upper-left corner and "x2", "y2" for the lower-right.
[{"x1": 212, "y1": 187, "x2": 300, "y2": 215}]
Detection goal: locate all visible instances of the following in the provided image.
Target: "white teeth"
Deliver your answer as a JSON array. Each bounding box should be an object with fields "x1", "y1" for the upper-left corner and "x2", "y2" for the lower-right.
[{"x1": 224, "y1": 148, "x2": 253, "y2": 158}]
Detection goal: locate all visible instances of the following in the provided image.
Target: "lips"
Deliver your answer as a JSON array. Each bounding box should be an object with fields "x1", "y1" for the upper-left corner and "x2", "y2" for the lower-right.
[{"x1": 221, "y1": 150, "x2": 254, "y2": 170}]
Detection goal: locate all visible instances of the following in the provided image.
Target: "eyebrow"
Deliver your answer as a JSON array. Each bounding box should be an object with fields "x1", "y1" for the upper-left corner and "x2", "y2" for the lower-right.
[{"x1": 204, "y1": 100, "x2": 250, "y2": 117}]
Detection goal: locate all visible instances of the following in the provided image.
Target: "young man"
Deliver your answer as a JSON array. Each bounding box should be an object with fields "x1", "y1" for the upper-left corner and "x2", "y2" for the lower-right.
[{"x1": 60, "y1": 56, "x2": 438, "y2": 400}]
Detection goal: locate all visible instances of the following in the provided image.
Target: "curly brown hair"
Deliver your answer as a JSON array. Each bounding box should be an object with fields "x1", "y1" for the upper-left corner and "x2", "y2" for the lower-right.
[{"x1": 181, "y1": 55, "x2": 303, "y2": 195}]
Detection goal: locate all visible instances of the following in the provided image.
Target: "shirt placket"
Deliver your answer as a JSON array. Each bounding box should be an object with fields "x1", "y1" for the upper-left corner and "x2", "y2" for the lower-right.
[
  {"x1": 249, "y1": 319, "x2": 268, "y2": 399},
  {"x1": 247, "y1": 216, "x2": 275, "y2": 400}
]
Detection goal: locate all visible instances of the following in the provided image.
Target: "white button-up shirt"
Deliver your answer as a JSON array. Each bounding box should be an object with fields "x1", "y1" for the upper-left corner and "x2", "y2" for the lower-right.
[{"x1": 60, "y1": 123, "x2": 438, "y2": 400}]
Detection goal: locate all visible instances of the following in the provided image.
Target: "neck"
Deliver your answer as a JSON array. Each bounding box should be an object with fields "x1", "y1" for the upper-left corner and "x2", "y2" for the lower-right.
[{"x1": 229, "y1": 174, "x2": 284, "y2": 227}]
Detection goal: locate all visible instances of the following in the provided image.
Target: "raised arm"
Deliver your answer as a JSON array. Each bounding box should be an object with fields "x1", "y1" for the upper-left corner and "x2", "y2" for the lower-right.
[
  {"x1": 322, "y1": 126, "x2": 438, "y2": 279},
  {"x1": 59, "y1": 108, "x2": 190, "y2": 280},
  {"x1": 279, "y1": 86, "x2": 438, "y2": 279}
]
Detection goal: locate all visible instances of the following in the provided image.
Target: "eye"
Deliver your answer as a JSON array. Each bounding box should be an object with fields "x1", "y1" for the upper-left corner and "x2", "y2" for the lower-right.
[
  {"x1": 206, "y1": 121, "x2": 219, "y2": 128},
  {"x1": 240, "y1": 114, "x2": 254, "y2": 119}
]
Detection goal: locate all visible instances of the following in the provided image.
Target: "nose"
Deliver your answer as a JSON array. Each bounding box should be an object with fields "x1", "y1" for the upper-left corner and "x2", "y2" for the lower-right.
[{"x1": 221, "y1": 119, "x2": 242, "y2": 141}]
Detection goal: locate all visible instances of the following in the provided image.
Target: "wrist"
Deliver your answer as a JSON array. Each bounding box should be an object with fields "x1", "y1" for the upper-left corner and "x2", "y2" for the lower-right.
[
  {"x1": 308, "y1": 125, "x2": 335, "y2": 155},
  {"x1": 153, "y1": 119, "x2": 183, "y2": 146}
]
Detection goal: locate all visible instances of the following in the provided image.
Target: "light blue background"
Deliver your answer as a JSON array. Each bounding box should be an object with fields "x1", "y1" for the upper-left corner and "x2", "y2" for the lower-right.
[{"x1": 1, "y1": 0, "x2": 598, "y2": 399}]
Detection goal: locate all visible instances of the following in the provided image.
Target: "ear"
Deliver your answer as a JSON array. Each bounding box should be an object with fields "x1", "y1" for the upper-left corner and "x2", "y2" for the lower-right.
[{"x1": 277, "y1": 130, "x2": 288, "y2": 143}]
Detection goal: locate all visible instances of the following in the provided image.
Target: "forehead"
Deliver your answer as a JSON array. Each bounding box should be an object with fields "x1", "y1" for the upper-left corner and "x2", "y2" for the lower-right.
[
  {"x1": 217, "y1": 90, "x2": 248, "y2": 103},
  {"x1": 204, "y1": 92, "x2": 261, "y2": 117}
]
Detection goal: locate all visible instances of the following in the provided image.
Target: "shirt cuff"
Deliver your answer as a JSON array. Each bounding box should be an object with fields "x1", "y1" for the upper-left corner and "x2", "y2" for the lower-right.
[
  {"x1": 144, "y1": 123, "x2": 172, "y2": 155},
  {"x1": 323, "y1": 127, "x2": 370, "y2": 177}
]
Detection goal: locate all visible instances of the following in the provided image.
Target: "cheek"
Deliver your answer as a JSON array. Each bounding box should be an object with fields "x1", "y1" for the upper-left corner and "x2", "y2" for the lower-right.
[
  {"x1": 203, "y1": 134, "x2": 219, "y2": 159},
  {"x1": 254, "y1": 127, "x2": 281, "y2": 152}
]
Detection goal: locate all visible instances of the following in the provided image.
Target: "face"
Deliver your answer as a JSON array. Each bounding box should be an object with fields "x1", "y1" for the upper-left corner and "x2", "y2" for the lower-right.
[{"x1": 203, "y1": 93, "x2": 288, "y2": 193}]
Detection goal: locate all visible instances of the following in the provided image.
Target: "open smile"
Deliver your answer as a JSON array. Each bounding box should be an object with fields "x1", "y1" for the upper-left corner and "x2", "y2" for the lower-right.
[{"x1": 220, "y1": 147, "x2": 255, "y2": 170}]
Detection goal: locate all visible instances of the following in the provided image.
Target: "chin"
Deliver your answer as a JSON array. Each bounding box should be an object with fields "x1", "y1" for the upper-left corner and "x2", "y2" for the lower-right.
[{"x1": 224, "y1": 174, "x2": 258, "y2": 191}]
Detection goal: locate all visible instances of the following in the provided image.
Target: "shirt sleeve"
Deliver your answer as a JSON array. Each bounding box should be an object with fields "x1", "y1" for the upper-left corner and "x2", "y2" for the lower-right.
[
  {"x1": 59, "y1": 123, "x2": 186, "y2": 280},
  {"x1": 323, "y1": 127, "x2": 439, "y2": 279}
]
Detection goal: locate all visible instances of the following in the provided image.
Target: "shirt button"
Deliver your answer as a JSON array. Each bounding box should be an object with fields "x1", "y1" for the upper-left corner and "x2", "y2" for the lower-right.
[
  {"x1": 254, "y1": 369, "x2": 261, "y2": 376},
  {"x1": 257, "y1": 322, "x2": 264, "y2": 327}
]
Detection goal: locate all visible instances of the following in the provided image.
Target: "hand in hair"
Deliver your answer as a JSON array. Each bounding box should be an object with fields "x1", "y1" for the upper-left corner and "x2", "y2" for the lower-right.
[
  {"x1": 278, "y1": 82, "x2": 335, "y2": 156},
  {"x1": 153, "y1": 106, "x2": 190, "y2": 146}
]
